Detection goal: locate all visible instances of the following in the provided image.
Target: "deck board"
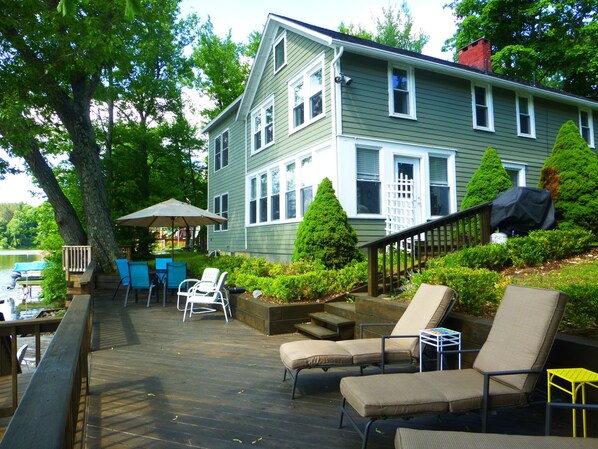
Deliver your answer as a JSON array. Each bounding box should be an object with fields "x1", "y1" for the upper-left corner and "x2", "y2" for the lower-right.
[{"x1": 87, "y1": 288, "x2": 554, "y2": 449}]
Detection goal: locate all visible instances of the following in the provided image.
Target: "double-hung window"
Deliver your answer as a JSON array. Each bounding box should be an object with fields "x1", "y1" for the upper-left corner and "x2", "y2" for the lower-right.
[
  {"x1": 249, "y1": 178, "x2": 257, "y2": 224},
  {"x1": 516, "y1": 94, "x2": 535, "y2": 138},
  {"x1": 271, "y1": 167, "x2": 280, "y2": 221},
  {"x1": 251, "y1": 98, "x2": 274, "y2": 153},
  {"x1": 259, "y1": 173, "x2": 268, "y2": 222},
  {"x1": 214, "y1": 130, "x2": 229, "y2": 171},
  {"x1": 429, "y1": 156, "x2": 450, "y2": 216},
  {"x1": 356, "y1": 148, "x2": 381, "y2": 214},
  {"x1": 389, "y1": 65, "x2": 416, "y2": 119},
  {"x1": 273, "y1": 33, "x2": 286, "y2": 73},
  {"x1": 285, "y1": 162, "x2": 296, "y2": 219},
  {"x1": 214, "y1": 194, "x2": 228, "y2": 231},
  {"x1": 472, "y1": 83, "x2": 494, "y2": 131},
  {"x1": 579, "y1": 109, "x2": 595, "y2": 148},
  {"x1": 300, "y1": 156, "x2": 313, "y2": 215},
  {"x1": 289, "y1": 56, "x2": 324, "y2": 132}
]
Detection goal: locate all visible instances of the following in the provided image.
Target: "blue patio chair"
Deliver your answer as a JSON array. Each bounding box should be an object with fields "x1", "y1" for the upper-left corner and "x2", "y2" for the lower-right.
[
  {"x1": 162, "y1": 262, "x2": 187, "y2": 307},
  {"x1": 154, "y1": 257, "x2": 172, "y2": 284},
  {"x1": 124, "y1": 261, "x2": 159, "y2": 308},
  {"x1": 111, "y1": 259, "x2": 130, "y2": 301}
]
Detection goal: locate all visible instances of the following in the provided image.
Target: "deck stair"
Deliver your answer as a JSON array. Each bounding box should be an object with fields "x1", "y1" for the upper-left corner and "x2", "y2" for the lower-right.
[{"x1": 294, "y1": 302, "x2": 356, "y2": 340}]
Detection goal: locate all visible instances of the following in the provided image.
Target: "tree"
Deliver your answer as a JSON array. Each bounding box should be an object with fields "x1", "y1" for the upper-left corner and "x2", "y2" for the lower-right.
[
  {"x1": 293, "y1": 178, "x2": 362, "y2": 269},
  {"x1": 461, "y1": 147, "x2": 512, "y2": 210},
  {"x1": 444, "y1": 0, "x2": 598, "y2": 99},
  {"x1": 539, "y1": 120, "x2": 598, "y2": 233},
  {"x1": 339, "y1": 2, "x2": 429, "y2": 52},
  {"x1": 192, "y1": 18, "x2": 255, "y2": 120}
]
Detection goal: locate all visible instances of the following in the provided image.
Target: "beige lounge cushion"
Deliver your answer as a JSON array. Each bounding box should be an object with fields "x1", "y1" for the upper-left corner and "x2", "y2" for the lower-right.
[
  {"x1": 389, "y1": 284, "x2": 455, "y2": 353},
  {"x1": 280, "y1": 340, "x2": 352, "y2": 370},
  {"x1": 395, "y1": 428, "x2": 598, "y2": 449},
  {"x1": 473, "y1": 285, "x2": 568, "y2": 392},
  {"x1": 340, "y1": 369, "x2": 525, "y2": 418},
  {"x1": 338, "y1": 338, "x2": 413, "y2": 365}
]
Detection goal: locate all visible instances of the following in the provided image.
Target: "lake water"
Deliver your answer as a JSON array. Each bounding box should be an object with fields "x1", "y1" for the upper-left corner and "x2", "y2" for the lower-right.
[{"x1": 0, "y1": 249, "x2": 47, "y2": 320}]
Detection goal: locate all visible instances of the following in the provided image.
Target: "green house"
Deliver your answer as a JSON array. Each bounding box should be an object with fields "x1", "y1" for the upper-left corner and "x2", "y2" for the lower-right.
[{"x1": 203, "y1": 14, "x2": 597, "y2": 261}]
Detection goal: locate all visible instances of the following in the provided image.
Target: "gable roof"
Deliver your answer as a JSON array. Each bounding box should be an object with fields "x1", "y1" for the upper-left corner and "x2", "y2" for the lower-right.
[{"x1": 220, "y1": 13, "x2": 597, "y2": 129}]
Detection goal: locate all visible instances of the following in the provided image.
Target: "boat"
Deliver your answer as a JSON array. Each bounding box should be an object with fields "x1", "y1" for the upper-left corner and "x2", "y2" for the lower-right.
[{"x1": 8, "y1": 261, "x2": 47, "y2": 290}]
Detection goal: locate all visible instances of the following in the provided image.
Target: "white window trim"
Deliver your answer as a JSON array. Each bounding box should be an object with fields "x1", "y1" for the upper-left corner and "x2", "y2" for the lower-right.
[
  {"x1": 503, "y1": 161, "x2": 527, "y2": 187},
  {"x1": 471, "y1": 83, "x2": 494, "y2": 132},
  {"x1": 287, "y1": 54, "x2": 326, "y2": 135},
  {"x1": 245, "y1": 152, "x2": 320, "y2": 226},
  {"x1": 214, "y1": 129, "x2": 229, "y2": 172},
  {"x1": 579, "y1": 108, "x2": 595, "y2": 148},
  {"x1": 250, "y1": 96, "x2": 275, "y2": 154},
  {"x1": 388, "y1": 64, "x2": 417, "y2": 120},
  {"x1": 516, "y1": 94, "x2": 536, "y2": 138},
  {"x1": 273, "y1": 32, "x2": 287, "y2": 74},
  {"x1": 425, "y1": 152, "x2": 457, "y2": 219},
  {"x1": 213, "y1": 193, "x2": 229, "y2": 232}
]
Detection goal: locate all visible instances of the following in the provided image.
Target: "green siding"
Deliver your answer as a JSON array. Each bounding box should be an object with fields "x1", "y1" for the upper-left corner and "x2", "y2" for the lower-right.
[{"x1": 340, "y1": 52, "x2": 590, "y2": 204}]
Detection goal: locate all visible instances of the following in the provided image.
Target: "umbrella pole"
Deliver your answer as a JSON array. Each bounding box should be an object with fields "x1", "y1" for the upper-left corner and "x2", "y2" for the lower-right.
[{"x1": 171, "y1": 217, "x2": 175, "y2": 260}]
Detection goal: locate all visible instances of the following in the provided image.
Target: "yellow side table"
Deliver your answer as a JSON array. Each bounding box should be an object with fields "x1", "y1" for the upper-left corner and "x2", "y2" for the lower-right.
[{"x1": 547, "y1": 367, "x2": 598, "y2": 437}]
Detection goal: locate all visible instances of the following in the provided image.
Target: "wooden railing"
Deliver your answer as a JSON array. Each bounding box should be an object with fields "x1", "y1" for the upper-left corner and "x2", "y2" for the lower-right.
[
  {"x1": 62, "y1": 245, "x2": 92, "y2": 274},
  {"x1": 0, "y1": 296, "x2": 93, "y2": 449},
  {"x1": 361, "y1": 203, "x2": 493, "y2": 297},
  {"x1": 0, "y1": 316, "x2": 63, "y2": 417}
]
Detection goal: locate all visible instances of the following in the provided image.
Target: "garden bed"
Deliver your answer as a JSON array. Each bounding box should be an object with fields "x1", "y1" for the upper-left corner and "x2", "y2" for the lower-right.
[{"x1": 230, "y1": 293, "x2": 325, "y2": 335}]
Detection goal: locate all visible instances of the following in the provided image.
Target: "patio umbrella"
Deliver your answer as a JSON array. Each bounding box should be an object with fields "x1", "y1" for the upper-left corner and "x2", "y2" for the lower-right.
[{"x1": 115, "y1": 198, "x2": 227, "y2": 258}]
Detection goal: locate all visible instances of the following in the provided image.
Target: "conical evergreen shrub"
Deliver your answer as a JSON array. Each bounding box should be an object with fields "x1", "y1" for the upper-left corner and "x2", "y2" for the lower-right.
[
  {"x1": 539, "y1": 120, "x2": 598, "y2": 233},
  {"x1": 461, "y1": 147, "x2": 512, "y2": 210},
  {"x1": 293, "y1": 178, "x2": 361, "y2": 269}
]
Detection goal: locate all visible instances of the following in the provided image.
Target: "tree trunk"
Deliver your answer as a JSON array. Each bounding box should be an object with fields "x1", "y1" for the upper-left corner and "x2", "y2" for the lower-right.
[
  {"x1": 21, "y1": 140, "x2": 87, "y2": 245},
  {"x1": 69, "y1": 127, "x2": 120, "y2": 272}
]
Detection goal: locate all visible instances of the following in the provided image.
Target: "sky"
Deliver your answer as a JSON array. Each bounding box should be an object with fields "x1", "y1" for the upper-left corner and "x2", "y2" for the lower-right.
[{"x1": 0, "y1": 0, "x2": 457, "y2": 206}]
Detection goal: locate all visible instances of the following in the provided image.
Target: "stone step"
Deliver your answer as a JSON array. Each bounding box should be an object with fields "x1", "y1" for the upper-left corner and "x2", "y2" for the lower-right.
[{"x1": 294, "y1": 322, "x2": 339, "y2": 340}]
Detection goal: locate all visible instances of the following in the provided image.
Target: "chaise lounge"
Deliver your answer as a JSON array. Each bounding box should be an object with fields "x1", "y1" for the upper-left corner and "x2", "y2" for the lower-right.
[
  {"x1": 280, "y1": 283, "x2": 456, "y2": 398},
  {"x1": 394, "y1": 403, "x2": 598, "y2": 449},
  {"x1": 339, "y1": 285, "x2": 568, "y2": 449}
]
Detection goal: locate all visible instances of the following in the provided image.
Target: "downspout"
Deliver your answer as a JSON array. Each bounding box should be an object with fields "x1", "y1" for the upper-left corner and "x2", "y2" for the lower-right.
[
  {"x1": 244, "y1": 116, "x2": 248, "y2": 251},
  {"x1": 330, "y1": 45, "x2": 344, "y2": 189}
]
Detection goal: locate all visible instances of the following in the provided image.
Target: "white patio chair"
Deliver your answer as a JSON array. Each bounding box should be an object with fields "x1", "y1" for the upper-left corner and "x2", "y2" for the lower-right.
[
  {"x1": 176, "y1": 267, "x2": 220, "y2": 311},
  {"x1": 183, "y1": 272, "x2": 230, "y2": 322}
]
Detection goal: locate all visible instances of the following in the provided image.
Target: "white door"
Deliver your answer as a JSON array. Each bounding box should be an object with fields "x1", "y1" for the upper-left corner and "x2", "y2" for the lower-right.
[{"x1": 385, "y1": 157, "x2": 421, "y2": 234}]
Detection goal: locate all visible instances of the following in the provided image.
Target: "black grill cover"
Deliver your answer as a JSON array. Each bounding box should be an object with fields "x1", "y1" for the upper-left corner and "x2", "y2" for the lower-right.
[{"x1": 490, "y1": 187, "x2": 555, "y2": 237}]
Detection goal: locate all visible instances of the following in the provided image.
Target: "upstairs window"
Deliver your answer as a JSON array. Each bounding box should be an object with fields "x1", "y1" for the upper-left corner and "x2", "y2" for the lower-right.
[
  {"x1": 289, "y1": 56, "x2": 325, "y2": 132},
  {"x1": 251, "y1": 98, "x2": 274, "y2": 153},
  {"x1": 214, "y1": 194, "x2": 228, "y2": 231},
  {"x1": 516, "y1": 94, "x2": 535, "y2": 138},
  {"x1": 579, "y1": 109, "x2": 595, "y2": 148},
  {"x1": 389, "y1": 65, "x2": 416, "y2": 119},
  {"x1": 472, "y1": 83, "x2": 494, "y2": 131},
  {"x1": 214, "y1": 130, "x2": 229, "y2": 171},
  {"x1": 273, "y1": 33, "x2": 286, "y2": 73},
  {"x1": 356, "y1": 148, "x2": 380, "y2": 214}
]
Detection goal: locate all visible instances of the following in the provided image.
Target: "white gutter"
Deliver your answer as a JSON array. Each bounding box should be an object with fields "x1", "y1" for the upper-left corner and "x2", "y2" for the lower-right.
[
  {"x1": 330, "y1": 46, "x2": 344, "y2": 195},
  {"x1": 244, "y1": 114, "x2": 248, "y2": 251}
]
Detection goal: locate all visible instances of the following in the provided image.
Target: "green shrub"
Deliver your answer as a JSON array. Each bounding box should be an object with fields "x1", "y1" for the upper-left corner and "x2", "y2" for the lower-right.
[
  {"x1": 539, "y1": 120, "x2": 598, "y2": 233},
  {"x1": 410, "y1": 267, "x2": 506, "y2": 315},
  {"x1": 427, "y1": 243, "x2": 511, "y2": 271},
  {"x1": 39, "y1": 250, "x2": 67, "y2": 307},
  {"x1": 293, "y1": 178, "x2": 362, "y2": 269},
  {"x1": 506, "y1": 228, "x2": 594, "y2": 267},
  {"x1": 461, "y1": 147, "x2": 512, "y2": 210},
  {"x1": 560, "y1": 283, "x2": 598, "y2": 329}
]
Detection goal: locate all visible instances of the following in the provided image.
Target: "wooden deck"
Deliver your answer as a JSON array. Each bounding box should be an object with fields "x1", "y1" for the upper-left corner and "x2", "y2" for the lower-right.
[{"x1": 86, "y1": 287, "x2": 555, "y2": 449}]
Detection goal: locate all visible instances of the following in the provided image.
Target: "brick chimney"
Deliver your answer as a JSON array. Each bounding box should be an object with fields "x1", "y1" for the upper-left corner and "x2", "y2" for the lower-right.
[{"x1": 458, "y1": 38, "x2": 492, "y2": 72}]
